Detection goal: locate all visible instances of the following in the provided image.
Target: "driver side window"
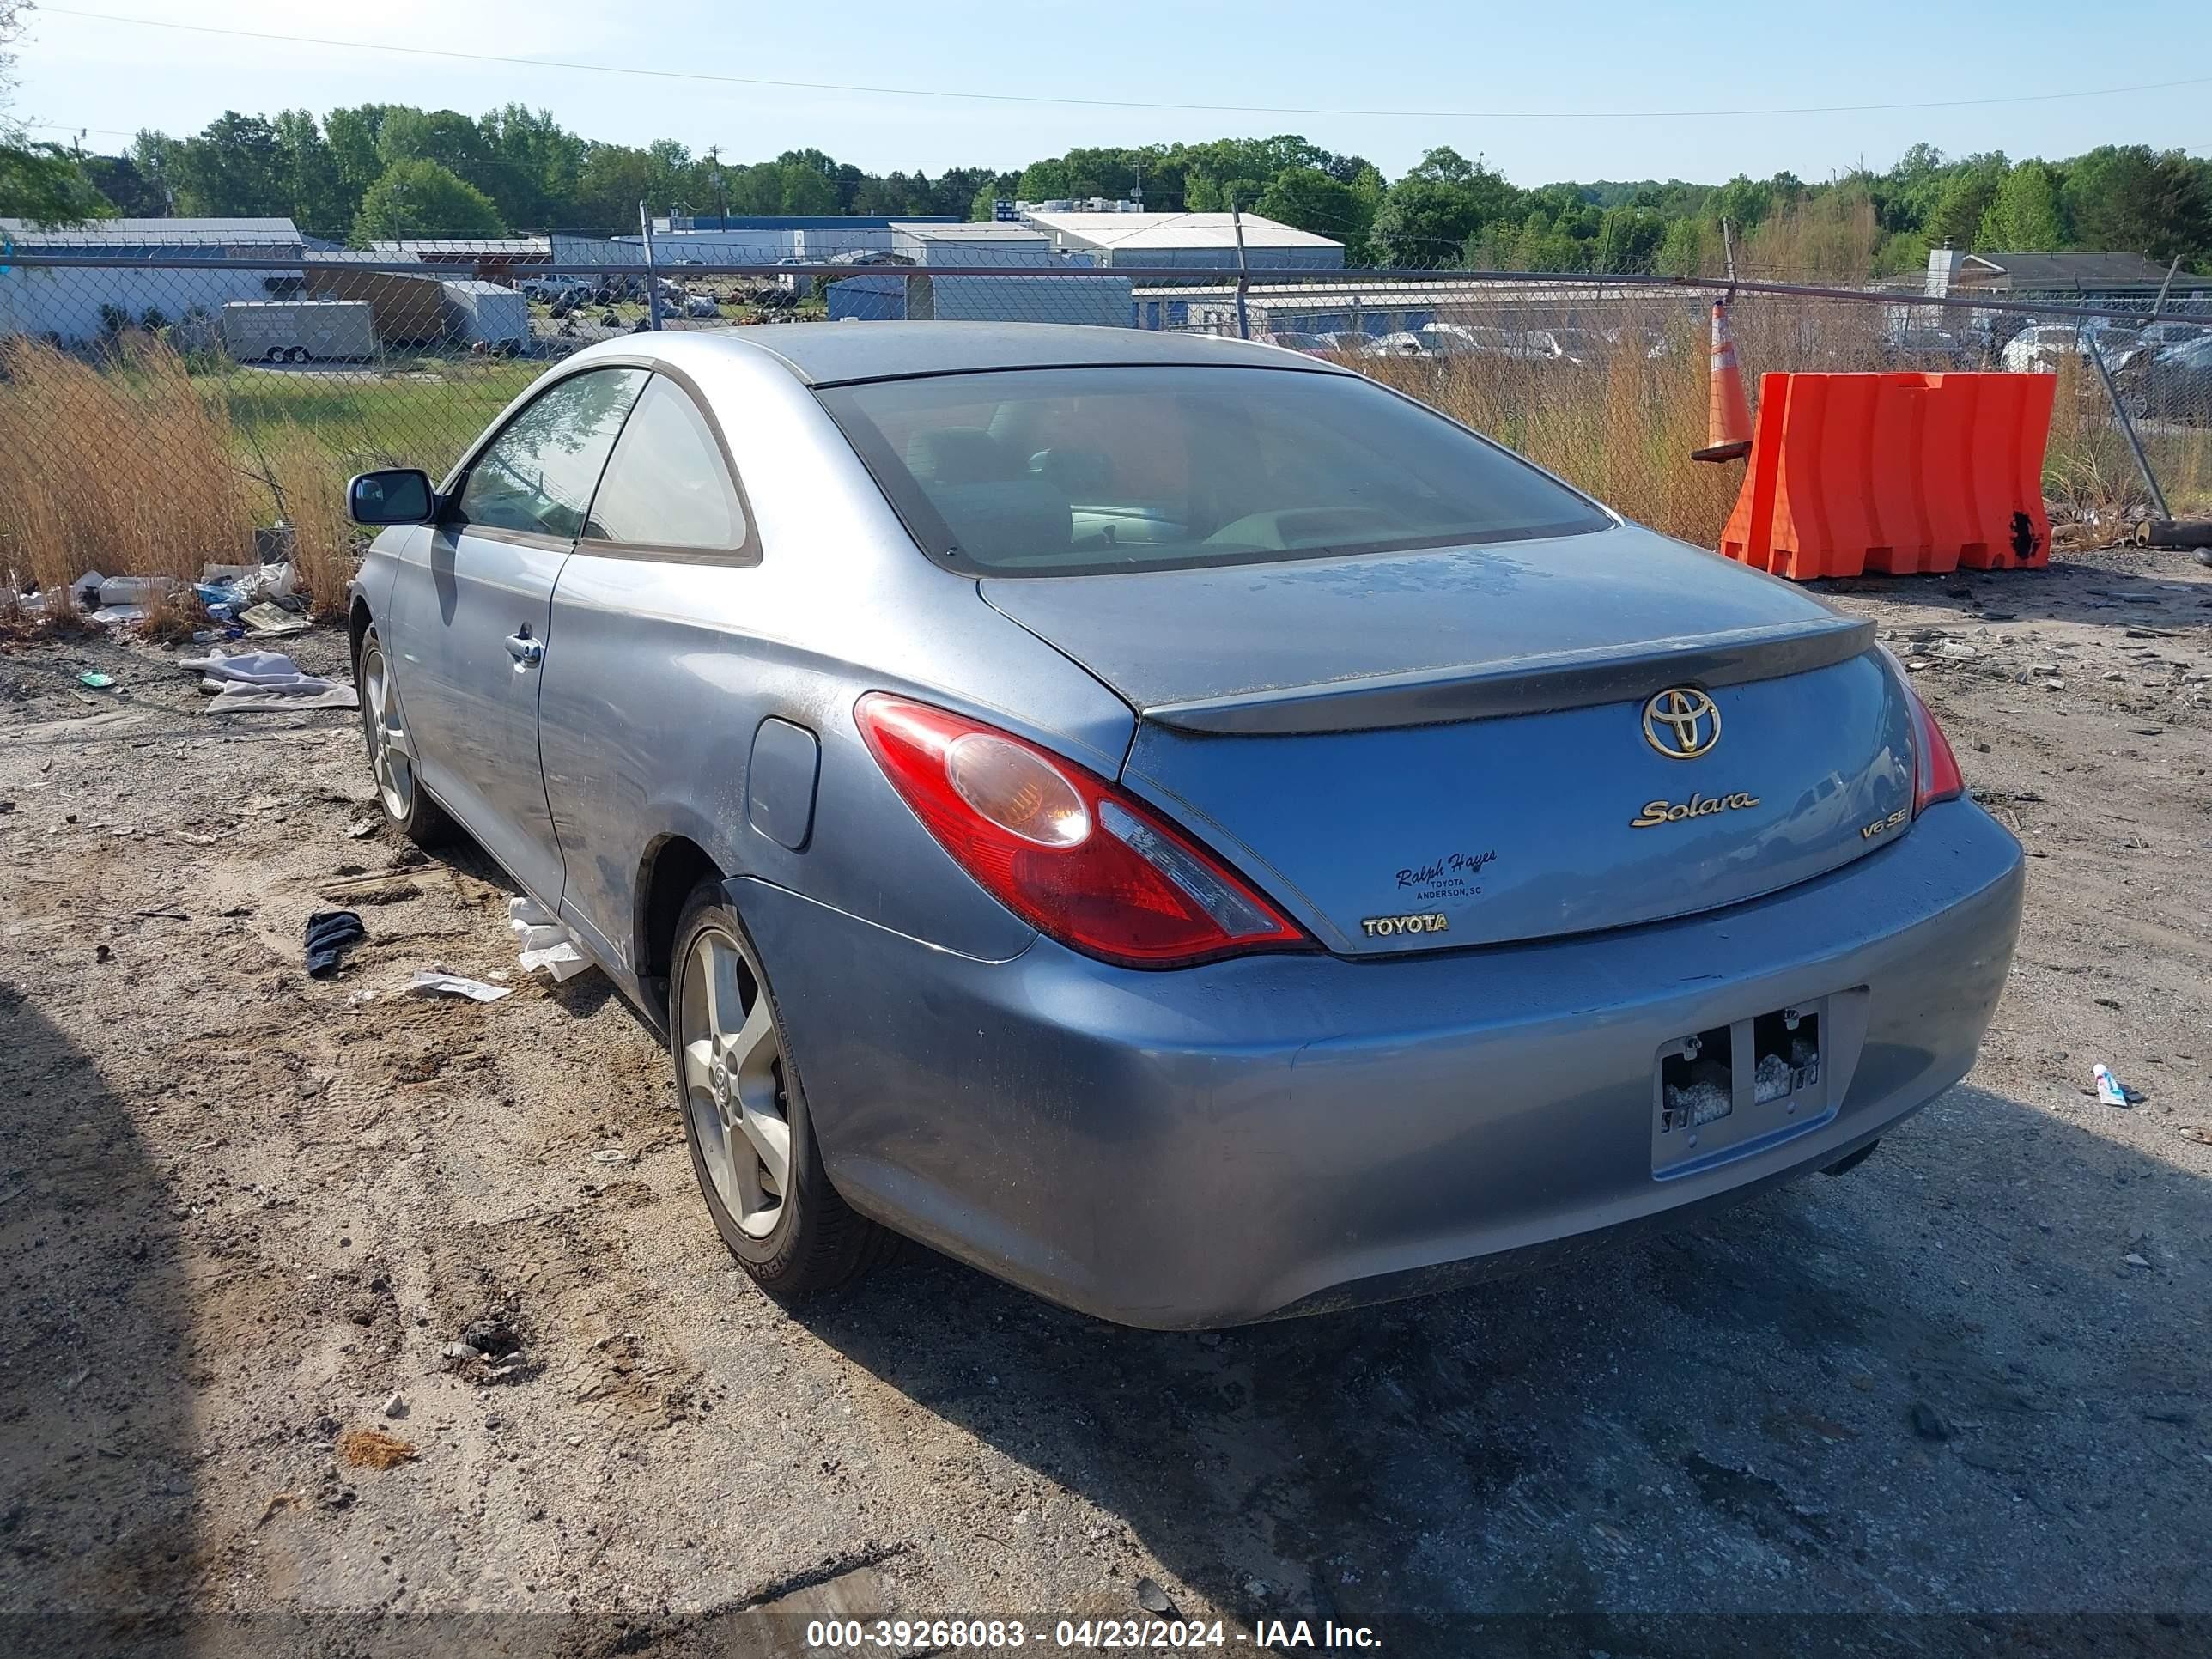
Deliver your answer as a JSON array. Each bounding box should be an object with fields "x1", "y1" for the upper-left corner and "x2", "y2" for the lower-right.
[{"x1": 456, "y1": 367, "x2": 647, "y2": 540}]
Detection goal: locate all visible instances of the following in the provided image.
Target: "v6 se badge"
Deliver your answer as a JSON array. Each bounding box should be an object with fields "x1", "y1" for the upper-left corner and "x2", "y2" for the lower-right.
[{"x1": 1860, "y1": 807, "x2": 1909, "y2": 841}]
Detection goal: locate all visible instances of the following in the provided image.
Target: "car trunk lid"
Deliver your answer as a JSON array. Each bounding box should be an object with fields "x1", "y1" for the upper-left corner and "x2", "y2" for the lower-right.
[{"x1": 981, "y1": 525, "x2": 1916, "y2": 953}]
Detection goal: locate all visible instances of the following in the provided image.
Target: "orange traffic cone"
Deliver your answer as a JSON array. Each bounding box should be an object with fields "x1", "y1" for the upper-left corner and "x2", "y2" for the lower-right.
[{"x1": 1692, "y1": 300, "x2": 1753, "y2": 463}]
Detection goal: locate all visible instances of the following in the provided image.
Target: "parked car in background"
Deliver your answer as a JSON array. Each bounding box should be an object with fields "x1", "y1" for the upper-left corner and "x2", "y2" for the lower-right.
[
  {"x1": 2000, "y1": 325, "x2": 2140, "y2": 374},
  {"x1": 343, "y1": 323, "x2": 2022, "y2": 1329},
  {"x1": 1884, "y1": 326, "x2": 1982, "y2": 369},
  {"x1": 2136, "y1": 319, "x2": 2207, "y2": 353},
  {"x1": 1362, "y1": 330, "x2": 1428, "y2": 357},
  {"x1": 2116, "y1": 331, "x2": 2212, "y2": 422}
]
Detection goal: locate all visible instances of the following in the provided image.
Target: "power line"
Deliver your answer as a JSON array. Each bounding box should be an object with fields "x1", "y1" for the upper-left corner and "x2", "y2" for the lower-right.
[{"x1": 42, "y1": 7, "x2": 2212, "y2": 122}]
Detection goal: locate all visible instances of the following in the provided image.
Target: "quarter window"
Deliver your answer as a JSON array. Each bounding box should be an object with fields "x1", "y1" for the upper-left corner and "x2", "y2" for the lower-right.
[
  {"x1": 456, "y1": 367, "x2": 647, "y2": 540},
  {"x1": 585, "y1": 375, "x2": 750, "y2": 551}
]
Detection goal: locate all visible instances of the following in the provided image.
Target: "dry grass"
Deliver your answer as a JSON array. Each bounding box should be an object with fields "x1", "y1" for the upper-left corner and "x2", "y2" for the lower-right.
[
  {"x1": 1354, "y1": 294, "x2": 2210, "y2": 544},
  {"x1": 0, "y1": 335, "x2": 256, "y2": 612},
  {"x1": 244, "y1": 422, "x2": 358, "y2": 619}
]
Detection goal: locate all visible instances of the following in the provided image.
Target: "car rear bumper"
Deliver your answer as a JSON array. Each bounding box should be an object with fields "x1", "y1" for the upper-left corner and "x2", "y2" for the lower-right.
[{"x1": 734, "y1": 799, "x2": 2024, "y2": 1328}]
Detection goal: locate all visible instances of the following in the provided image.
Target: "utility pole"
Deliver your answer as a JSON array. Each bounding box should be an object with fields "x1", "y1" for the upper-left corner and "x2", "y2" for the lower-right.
[
  {"x1": 639, "y1": 200, "x2": 663, "y2": 331},
  {"x1": 1230, "y1": 191, "x2": 1251, "y2": 342}
]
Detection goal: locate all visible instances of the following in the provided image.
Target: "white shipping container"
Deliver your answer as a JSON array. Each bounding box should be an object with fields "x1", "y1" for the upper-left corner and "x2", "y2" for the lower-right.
[
  {"x1": 222, "y1": 300, "x2": 377, "y2": 362},
  {"x1": 441, "y1": 280, "x2": 529, "y2": 349}
]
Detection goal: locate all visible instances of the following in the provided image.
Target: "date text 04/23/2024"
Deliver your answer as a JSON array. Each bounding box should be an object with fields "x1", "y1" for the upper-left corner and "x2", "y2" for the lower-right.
[{"x1": 804, "y1": 1616, "x2": 1383, "y2": 1649}]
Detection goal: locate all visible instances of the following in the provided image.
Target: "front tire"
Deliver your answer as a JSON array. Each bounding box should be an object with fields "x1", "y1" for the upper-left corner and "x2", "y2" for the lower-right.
[
  {"x1": 669, "y1": 881, "x2": 890, "y2": 1298},
  {"x1": 356, "y1": 623, "x2": 453, "y2": 848}
]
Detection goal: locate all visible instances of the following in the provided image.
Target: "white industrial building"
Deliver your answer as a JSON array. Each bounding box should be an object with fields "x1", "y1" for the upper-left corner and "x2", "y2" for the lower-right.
[
  {"x1": 890, "y1": 221, "x2": 1052, "y2": 265},
  {"x1": 1020, "y1": 210, "x2": 1344, "y2": 272},
  {"x1": 0, "y1": 216, "x2": 305, "y2": 344}
]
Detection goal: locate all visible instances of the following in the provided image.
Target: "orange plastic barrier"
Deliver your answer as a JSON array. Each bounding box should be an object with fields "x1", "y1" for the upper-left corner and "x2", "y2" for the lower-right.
[{"x1": 1717, "y1": 371, "x2": 2054, "y2": 580}]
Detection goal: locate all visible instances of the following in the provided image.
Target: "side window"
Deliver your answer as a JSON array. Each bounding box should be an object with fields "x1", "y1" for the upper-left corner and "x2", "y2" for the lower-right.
[
  {"x1": 456, "y1": 367, "x2": 647, "y2": 540},
  {"x1": 583, "y1": 374, "x2": 750, "y2": 553}
]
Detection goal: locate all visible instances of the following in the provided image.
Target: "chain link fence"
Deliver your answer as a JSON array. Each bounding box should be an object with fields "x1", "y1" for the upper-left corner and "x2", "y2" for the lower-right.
[{"x1": 3, "y1": 245, "x2": 2208, "y2": 626}]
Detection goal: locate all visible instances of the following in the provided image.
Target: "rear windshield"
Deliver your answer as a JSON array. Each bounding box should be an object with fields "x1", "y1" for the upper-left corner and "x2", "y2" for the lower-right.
[{"x1": 817, "y1": 363, "x2": 1610, "y2": 576}]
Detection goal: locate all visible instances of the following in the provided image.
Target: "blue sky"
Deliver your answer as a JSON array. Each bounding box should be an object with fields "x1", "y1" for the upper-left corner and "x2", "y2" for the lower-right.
[{"x1": 12, "y1": 0, "x2": 2211, "y2": 186}]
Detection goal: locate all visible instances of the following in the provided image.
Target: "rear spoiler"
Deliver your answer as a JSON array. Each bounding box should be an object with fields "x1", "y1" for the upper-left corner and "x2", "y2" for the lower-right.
[{"x1": 1141, "y1": 614, "x2": 1877, "y2": 735}]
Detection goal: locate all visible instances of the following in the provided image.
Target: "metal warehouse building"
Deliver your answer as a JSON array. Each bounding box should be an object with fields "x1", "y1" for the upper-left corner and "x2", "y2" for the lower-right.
[
  {"x1": 1021, "y1": 211, "x2": 1343, "y2": 273},
  {"x1": 827, "y1": 222, "x2": 1132, "y2": 327},
  {"x1": 0, "y1": 217, "x2": 305, "y2": 345}
]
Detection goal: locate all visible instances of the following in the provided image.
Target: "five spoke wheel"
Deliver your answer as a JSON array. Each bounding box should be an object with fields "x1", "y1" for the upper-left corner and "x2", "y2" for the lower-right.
[
  {"x1": 361, "y1": 642, "x2": 417, "y2": 822},
  {"x1": 678, "y1": 926, "x2": 793, "y2": 1239}
]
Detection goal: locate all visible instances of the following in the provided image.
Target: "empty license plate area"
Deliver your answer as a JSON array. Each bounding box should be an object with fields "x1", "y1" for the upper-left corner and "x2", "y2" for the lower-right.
[{"x1": 1653, "y1": 1000, "x2": 1830, "y2": 1174}]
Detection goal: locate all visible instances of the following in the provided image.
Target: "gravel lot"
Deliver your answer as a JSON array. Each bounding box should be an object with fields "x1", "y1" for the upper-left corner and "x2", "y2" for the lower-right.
[{"x1": 3, "y1": 545, "x2": 2209, "y2": 1657}]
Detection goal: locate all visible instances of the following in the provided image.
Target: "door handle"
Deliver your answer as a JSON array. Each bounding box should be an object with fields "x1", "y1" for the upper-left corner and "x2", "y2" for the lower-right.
[{"x1": 505, "y1": 630, "x2": 544, "y2": 665}]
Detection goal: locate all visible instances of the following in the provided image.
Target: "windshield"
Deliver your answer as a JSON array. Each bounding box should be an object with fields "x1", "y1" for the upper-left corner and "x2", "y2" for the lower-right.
[{"x1": 817, "y1": 363, "x2": 1609, "y2": 576}]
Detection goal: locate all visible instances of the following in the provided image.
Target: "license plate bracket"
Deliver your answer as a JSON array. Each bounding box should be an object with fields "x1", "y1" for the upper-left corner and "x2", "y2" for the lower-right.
[{"x1": 1652, "y1": 998, "x2": 1832, "y2": 1176}]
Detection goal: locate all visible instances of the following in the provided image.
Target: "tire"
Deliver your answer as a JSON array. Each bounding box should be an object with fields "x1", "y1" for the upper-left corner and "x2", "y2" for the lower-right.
[
  {"x1": 669, "y1": 880, "x2": 890, "y2": 1299},
  {"x1": 355, "y1": 623, "x2": 453, "y2": 848},
  {"x1": 1820, "y1": 1139, "x2": 1880, "y2": 1178}
]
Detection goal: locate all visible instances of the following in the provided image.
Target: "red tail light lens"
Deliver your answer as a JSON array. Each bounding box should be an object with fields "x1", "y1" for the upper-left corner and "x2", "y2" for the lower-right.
[
  {"x1": 855, "y1": 694, "x2": 1312, "y2": 969},
  {"x1": 1905, "y1": 683, "x2": 1965, "y2": 814}
]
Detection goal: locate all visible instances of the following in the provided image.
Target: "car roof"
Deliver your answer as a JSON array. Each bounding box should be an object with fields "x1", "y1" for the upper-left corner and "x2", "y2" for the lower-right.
[{"x1": 688, "y1": 321, "x2": 1350, "y2": 387}]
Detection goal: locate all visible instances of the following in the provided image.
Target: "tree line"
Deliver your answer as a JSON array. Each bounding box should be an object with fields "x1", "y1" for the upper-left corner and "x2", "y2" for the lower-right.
[{"x1": 6, "y1": 93, "x2": 2209, "y2": 279}]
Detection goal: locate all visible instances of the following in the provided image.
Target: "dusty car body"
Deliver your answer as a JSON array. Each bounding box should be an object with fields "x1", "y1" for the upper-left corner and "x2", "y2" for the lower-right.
[{"x1": 346, "y1": 323, "x2": 2025, "y2": 1329}]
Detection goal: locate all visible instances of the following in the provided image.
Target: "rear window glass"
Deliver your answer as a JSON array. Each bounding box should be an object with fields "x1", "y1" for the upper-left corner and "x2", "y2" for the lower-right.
[
  {"x1": 817, "y1": 364, "x2": 1608, "y2": 575},
  {"x1": 584, "y1": 374, "x2": 749, "y2": 551}
]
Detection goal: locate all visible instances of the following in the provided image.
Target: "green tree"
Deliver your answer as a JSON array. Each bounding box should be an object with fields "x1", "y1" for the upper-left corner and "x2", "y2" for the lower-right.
[
  {"x1": 1370, "y1": 179, "x2": 1484, "y2": 265},
  {"x1": 1976, "y1": 160, "x2": 2066, "y2": 251},
  {"x1": 1653, "y1": 216, "x2": 1714, "y2": 276},
  {"x1": 80, "y1": 152, "x2": 161, "y2": 216},
  {"x1": 272, "y1": 109, "x2": 349, "y2": 240},
  {"x1": 0, "y1": 141, "x2": 111, "y2": 222},
  {"x1": 323, "y1": 105, "x2": 394, "y2": 198},
  {"x1": 167, "y1": 111, "x2": 287, "y2": 217},
  {"x1": 1370, "y1": 155, "x2": 1520, "y2": 267},
  {"x1": 1923, "y1": 154, "x2": 2008, "y2": 251},
  {"x1": 1256, "y1": 166, "x2": 1370, "y2": 258},
  {"x1": 352, "y1": 157, "x2": 503, "y2": 243},
  {"x1": 1594, "y1": 204, "x2": 1666, "y2": 273},
  {"x1": 2061, "y1": 145, "x2": 2211, "y2": 261},
  {"x1": 376, "y1": 107, "x2": 495, "y2": 204},
  {"x1": 477, "y1": 105, "x2": 585, "y2": 230}
]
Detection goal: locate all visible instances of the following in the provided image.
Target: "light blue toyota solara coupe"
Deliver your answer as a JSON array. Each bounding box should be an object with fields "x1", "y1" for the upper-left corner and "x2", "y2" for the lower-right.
[{"x1": 345, "y1": 323, "x2": 2024, "y2": 1328}]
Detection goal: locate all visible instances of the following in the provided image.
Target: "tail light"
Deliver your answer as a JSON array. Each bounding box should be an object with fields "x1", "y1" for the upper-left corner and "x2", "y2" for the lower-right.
[
  {"x1": 855, "y1": 694, "x2": 1312, "y2": 969},
  {"x1": 1904, "y1": 682, "x2": 1965, "y2": 814}
]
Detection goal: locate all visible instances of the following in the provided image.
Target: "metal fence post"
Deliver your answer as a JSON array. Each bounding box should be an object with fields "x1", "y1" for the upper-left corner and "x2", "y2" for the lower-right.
[
  {"x1": 1230, "y1": 195, "x2": 1251, "y2": 342},
  {"x1": 639, "y1": 201, "x2": 663, "y2": 331},
  {"x1": 2073, "y1": 282, "x2": 2170, "y2": 520},
  {"x1": 2083, "y1": 326, "x2": 2171, "y2": 521}
]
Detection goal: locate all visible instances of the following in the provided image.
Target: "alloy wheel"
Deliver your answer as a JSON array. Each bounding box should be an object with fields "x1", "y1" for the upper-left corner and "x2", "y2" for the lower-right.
[
  {"x1": 361, "y1": 644, "x2": 416, "y2": 821},
  {"x1": 678, "y1": 925, "x2": 793, "y2": 1239}
]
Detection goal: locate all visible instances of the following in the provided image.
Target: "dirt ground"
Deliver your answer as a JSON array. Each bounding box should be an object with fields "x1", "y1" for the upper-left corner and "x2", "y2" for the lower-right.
[{"x1": 3, "y1": 544, "x2": 2209, "y2": 1658}]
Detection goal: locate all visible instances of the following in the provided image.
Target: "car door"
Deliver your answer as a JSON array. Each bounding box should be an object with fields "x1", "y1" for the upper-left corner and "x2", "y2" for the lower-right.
[
  {"x1": 535, "y1": 370, "x2": 762, "y2": 977},
  {"x1": 386, "y1": 364, "x2": 647, "y2": 904}
]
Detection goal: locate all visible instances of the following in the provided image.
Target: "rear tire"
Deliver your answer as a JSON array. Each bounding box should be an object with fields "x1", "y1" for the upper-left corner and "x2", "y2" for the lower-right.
[
  {"x1": 669, "y1": 881, "x2": 890, "y2": 1299},
  {"x1": 355, "y1": 623, "x2": 453, "y2": 848}
]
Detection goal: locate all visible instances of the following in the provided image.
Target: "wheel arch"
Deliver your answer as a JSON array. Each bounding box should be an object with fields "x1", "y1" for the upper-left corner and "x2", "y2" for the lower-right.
[
  {"x1": 636, "y1": 833, "x2": 726, "y2": 1017},
  {"x1": 349, "y1": 595, "x2": 374, "y2": 672}
]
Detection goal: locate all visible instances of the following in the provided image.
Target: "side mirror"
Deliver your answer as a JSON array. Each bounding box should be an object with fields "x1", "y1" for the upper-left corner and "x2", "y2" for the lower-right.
[{"x1": 349, "y1": 468, "x2": 436, "y2": 526}]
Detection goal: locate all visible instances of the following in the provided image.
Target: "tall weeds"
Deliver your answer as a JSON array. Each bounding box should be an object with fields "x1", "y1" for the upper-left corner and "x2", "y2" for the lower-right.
[
  {"x1": 0, "y1": 335, "x2": 253, "y2": 607},
  {"x1": 262, "y1": 424, "x2": 355, "y2": 617}
]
